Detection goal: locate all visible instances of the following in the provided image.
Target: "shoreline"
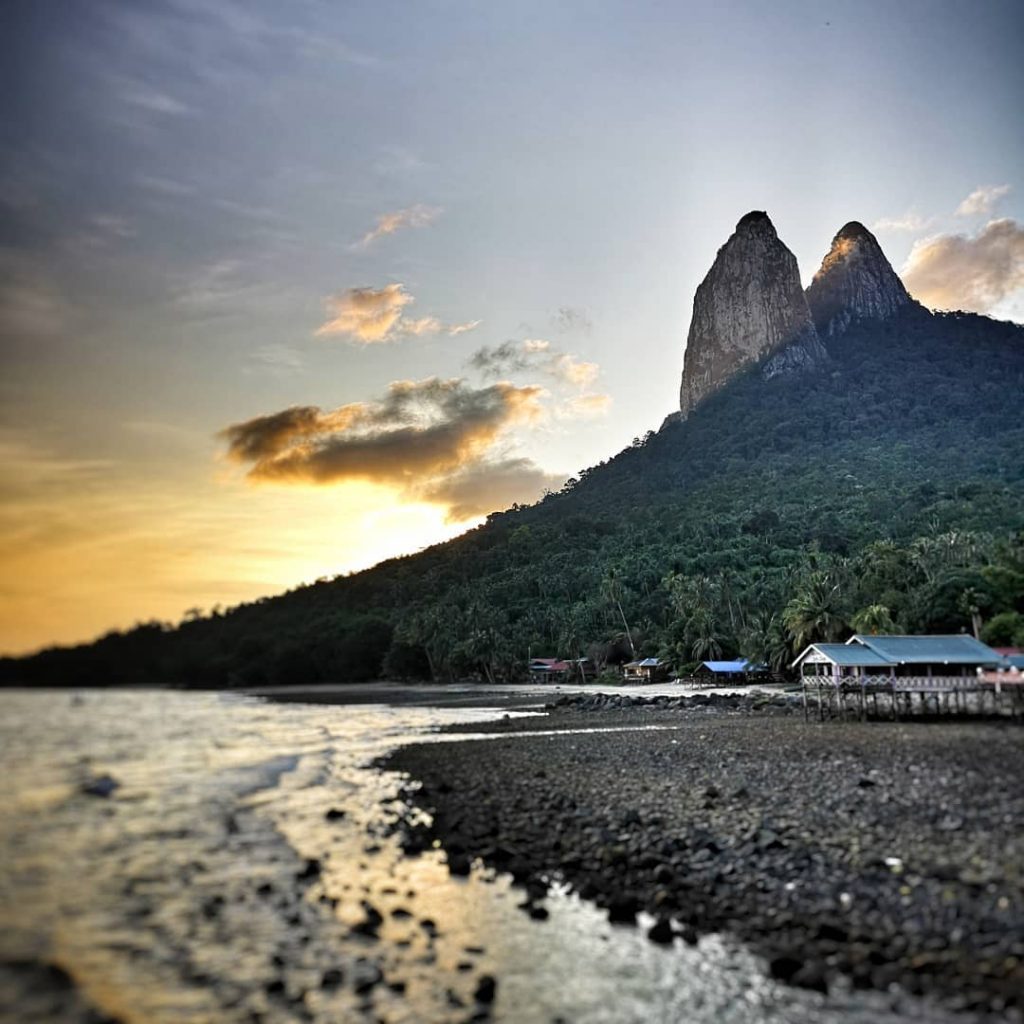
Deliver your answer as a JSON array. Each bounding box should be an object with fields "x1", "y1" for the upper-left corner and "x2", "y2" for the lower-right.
[{"x1": 385, "y1": 700, "x2": 1024, "y2": 1019}]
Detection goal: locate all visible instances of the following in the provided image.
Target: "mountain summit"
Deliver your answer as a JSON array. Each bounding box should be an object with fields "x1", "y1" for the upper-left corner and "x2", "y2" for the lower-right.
[
  {"x1": 805, "y1": 221, "x2": 912, "y2": 338},
  {"x1": 679, "y1": 212, "x2": 824, "y2": 418}
]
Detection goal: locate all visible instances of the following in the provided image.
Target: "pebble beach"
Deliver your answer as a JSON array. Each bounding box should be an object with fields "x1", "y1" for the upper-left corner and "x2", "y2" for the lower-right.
[{"x1": 387, "y1": 694, "x2": 1024, "y2": 1019}]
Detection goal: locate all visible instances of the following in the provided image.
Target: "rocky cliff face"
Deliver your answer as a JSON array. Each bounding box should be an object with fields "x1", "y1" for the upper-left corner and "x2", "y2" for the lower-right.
[
  {"x1": 678, "y1": 212, "x2": 825, "y2": 418},
  {"x1": 805, "y1": 221, "x2": 911, "y2": 338}
]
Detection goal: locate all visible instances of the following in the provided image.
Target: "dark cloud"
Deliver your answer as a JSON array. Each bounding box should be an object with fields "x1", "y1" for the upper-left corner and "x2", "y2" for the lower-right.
[
  {"x1": 468, "y1": 339, "x2": 537, "y2": 376},
  {"x1": 468, "y1": 339, "x2": 603, "y2": 392},
  {"x1": 551, "y1": 306, "x2": 592, "y2": 334},
  {"x1": 422, "y1": 458, "x2": 565, "y2": 523},
  {"x1": 219, "y1": 378, "x2": 553, "y2": 520}
]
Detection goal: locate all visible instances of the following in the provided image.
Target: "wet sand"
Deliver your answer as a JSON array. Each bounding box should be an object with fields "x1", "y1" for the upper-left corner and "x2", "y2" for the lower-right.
[{"x1": 386, "y1": 700, "x2": 1024, "y2": 1020}]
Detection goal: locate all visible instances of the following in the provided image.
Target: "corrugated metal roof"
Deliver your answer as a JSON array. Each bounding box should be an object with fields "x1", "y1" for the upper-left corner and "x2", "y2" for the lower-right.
[
  {"x1": 809, "y1": 644, "x2": 893, "y2": 667},
  {"x1": 701, "y1": 659, "x2": 750, "y2": 673},
  {"x1": 850, "y1": 634, "x2": 1003, "y2": 665},
  {"x1": 1005, "y1": 654, "x2": 1024, "y2": 670}
]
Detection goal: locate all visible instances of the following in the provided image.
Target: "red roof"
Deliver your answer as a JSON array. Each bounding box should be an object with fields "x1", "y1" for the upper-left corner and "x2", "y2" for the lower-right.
[{"x1": 530, "y1": 658, "x2": 570, "y2": 672}]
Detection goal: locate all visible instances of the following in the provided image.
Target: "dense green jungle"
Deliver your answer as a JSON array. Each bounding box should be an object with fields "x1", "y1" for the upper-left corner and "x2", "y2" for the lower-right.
[{"x1": 4, "y1": 305, "x2": 1023, "y2": 688}]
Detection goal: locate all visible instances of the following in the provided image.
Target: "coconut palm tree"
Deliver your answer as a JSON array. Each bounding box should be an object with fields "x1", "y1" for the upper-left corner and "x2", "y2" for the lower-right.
[
  {"x1": 850, "y1": 604, "x2": 897, "y2": 636},
  {"x1": 601, "y1": 569, "x2": 636, "y2": 657},
  {"x1": 783, "y1": 571, "x2": 849, "y2": 650}
]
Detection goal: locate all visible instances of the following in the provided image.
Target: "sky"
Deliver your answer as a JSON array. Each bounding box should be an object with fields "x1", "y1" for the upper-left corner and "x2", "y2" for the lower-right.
[{"x1": 1, "y1": 0, "x2": 1022, "y2": 655}]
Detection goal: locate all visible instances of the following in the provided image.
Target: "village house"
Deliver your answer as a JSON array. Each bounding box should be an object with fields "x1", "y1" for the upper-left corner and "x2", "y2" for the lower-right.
[
  {"x1": 623, "y1": 657, "x2": 668, "y2": 683},
  {"x1": 528, "y1": 658, "x2": 570, "y2": 684},
  {"x1": 792, "y1": 634, "x2": 1005, "y2": 681},
  {"x1": 528, "y1": 658, "x2": 596, "y2": 684},
  {"x1": 694, "y1": 658, "x2": 766, "y2": 684},
  {"x1": 792, "y1": 634, "x2": 1018, "y2": 720}
]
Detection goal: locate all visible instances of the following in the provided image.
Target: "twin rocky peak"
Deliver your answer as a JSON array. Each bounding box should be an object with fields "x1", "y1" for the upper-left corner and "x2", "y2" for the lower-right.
[{"x1": 678, "y1": 212, "x2": 913, "y2": 417}]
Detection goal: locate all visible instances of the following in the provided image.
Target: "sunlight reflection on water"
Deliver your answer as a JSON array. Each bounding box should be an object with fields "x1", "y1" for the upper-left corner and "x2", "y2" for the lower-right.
[{"x1": 0, "y1": 690, "x2": 970, "y2": 1024}]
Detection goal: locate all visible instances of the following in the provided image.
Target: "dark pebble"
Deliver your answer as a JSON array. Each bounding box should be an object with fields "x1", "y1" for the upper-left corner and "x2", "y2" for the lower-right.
[
  {"x1": 325, "y1": 808, "x2": 346, "y2": 821},
  {"x1": 81, "y1": 774, "x2": 120, "y2": 798},
  {"x1": 607, "y1": 897, "x2": 638, "y2": 924},
  {"x1": 448, "y1": 851, "x2": 472, "y2": 876},
  {"x1": 351, "y1": 960, "x2": 383, "y2": 995},
  {"x1": 769, "y1": 955, "x2": 804, "y2": 983},
  {"x1": 296, "y1": 859, "x2": 320, "y2": 881},
  {"x1": 648, "y1": 918, "x2": 675, "y2": 944},
  {"x1": 321, "y1": 968, "x2": 343, "y2": 989},
  {"x1": 793, "y1": 961, "x2": 830, "y2": 994},
  {"x1": 474, "y1": 975, "x2": 497, "y2": 1004},
  {"x1": 352, "y1": 901, "x2": 383, "y2": 938}
]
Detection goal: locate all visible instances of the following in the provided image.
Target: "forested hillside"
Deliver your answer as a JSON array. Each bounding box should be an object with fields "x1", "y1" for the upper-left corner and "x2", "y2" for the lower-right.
[{"x1": 4, "y1": 305, "x2": 1023, "y2": 687}]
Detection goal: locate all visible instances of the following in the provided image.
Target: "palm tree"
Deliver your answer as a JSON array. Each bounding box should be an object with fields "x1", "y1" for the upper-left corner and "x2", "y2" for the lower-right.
[
  {"x1": 850, "y1": 604, "x2": 896, "y2": 636},
  {"x1": 740, "y1": 611, "x2": 791, "y2": 674},
  {"x1": 783, "y1": 571, "x2": 849, "y2": 650},
  {"x1": 690, "y1": 620, "x2": 725, "y2": 662},
  {"x1": 601, "y1": 569, "x2": 636, "y2": 658}
]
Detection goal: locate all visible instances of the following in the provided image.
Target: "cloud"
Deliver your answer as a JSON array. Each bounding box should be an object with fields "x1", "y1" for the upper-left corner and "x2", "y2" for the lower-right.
[
  {"x1": 421, "y1": 459, "x2": 565, "y2": 522},
  {"x1": 398, "y1": 315, "x2": 442, "y2": 336},
  {"x1": 469, "y1": 340, "x2": 534, "y2": 376},
  {"x1": 566, "y1": 393, "x2": 613, "y2": 417},
  {"x1": 551, "y1": 306, "x2": 592, "y2": 333},
  {"x1": 356, "y1": 204, "x2": 441, "y2": 247},
  {"x1": 0, "y1": 254, "x2": 68, "y2": 340},
  {"x1": 316, "y1": 283, "x2": 413, "y2": 342},
  {"x1": 901, "y1": 219, "x2": 1024, "y2": 313},
  {"x1": 469, "y1": 339, "x2": 600, "y2": 389},
  {"x1": 315, "y1": 284, "x2": 479, "y2": 343},
  {"x1": 955, "y1": 185, "x2": 1011, "y2": 217},
  {"x1": 219, "y1": 378, "x2": 556, "y2": 520},
  {"x1": 870, "y1": 212, "x2": 933, "y2": 233},
  {"x1": 552, "y1": 353, "x2": 599, "y2": 389},
  {"x1": 123, "y1": 88, "x2": 191, "y2": 116},
  {"x1": 246, "y1": 344, "x2": 304, "y2": 374}
]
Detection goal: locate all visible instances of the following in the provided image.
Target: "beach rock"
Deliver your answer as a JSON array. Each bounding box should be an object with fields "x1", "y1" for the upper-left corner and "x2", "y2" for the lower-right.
[
  {"x1": 474, "y1": 975, "x2": 497, "y2": 1004},
  {"x1": 351, "y1": 901, "x2": 383, "y2": 938},
  {"x1": 769, "y1": 954, "x2": 804, "y2": 983},
  {"x1": 351, "y1": 959, "x2": 383, "y2": 995},
  {"x1": 607, "y1": 896, "x2": 639, "y2": 924},
  {"x1": 81, "y1": 773, "x2": 120, "y2": 798},
  {"x1": 321, "y1": 968, "x2": 343, "y2": 989},
  {"x1": 296, "y1": 858, "x2": 321, "y2": 881}
]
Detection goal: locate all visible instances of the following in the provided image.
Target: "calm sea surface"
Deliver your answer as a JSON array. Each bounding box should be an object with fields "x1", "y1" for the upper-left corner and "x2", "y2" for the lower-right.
[{"x1": 0, "y1": 688, "x2": 972, "y2": 1023}]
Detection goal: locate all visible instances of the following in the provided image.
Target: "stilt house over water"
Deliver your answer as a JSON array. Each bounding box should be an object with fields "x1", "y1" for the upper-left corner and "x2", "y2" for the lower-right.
[
  {"x1": 792, "y1": 634, "x2": 1020, "y2": 720},
  {"x1": 792, "y1": 634, "x2": 1005, "y2": 681}
]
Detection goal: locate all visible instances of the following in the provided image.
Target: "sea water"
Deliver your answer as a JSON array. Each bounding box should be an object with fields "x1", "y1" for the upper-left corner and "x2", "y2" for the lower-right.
[{"x1": 0, "y1": 689, "x2": 973, "y2": 1024}]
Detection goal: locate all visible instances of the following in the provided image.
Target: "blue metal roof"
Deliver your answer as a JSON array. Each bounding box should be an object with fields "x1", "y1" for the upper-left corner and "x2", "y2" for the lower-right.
[
  {"x1": 850, "y1": 634, "x2": 1003, "y2": 665},
  {"x1": 701, "y1": 659, "x2": 750, "y2": 673},
  {"x1": 808, "y1": 643, "x2": 892, "y2": 667},
  {"x1": 1004, "y1": 654, "x2": 1024, "y2": 670}
]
